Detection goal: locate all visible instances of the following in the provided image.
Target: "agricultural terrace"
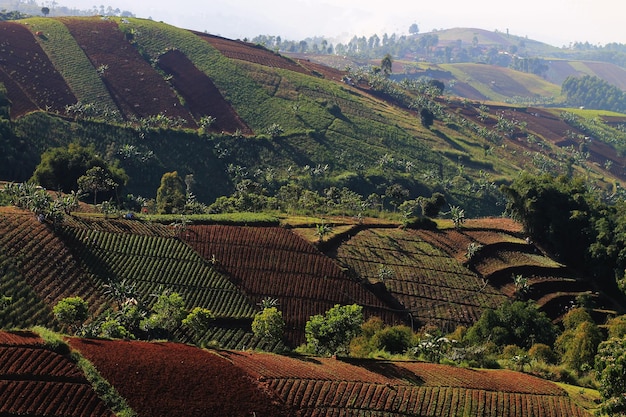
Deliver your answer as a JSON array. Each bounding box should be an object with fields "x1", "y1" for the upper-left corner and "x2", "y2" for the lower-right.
[
  {"x1": 223, "y1": 350, "x2": 592, "y2": 417},
  {"x1": 334, "y1": 228, "x2": 507, "y2": 331},
  {"x1": 69, "y1": 338, "x2": 291, "y2": 417},
  {"x1": 183, "y1": 225, "x2": 406, "y2": 346},
  {"x1": 60, "y1": 17, "x2": 195, "y2": 125},
  {"x1": 0, "y1": 21, "x2": 76, "y2": 117},
  {"x1": 201, "y1": 33, "x2": 312, "y2": 75},
  {"x1": 58, "y1": 223, "x2": 257, "y2": 322},
  {"x1": 417, "y1": 218, "x2": 614, "y2": 321},
  {"x1": 0, "y1": 331, "x2": 115, "y2": 417},
  {"x1": 157, "y1": 49, "x2": 250, "y2": 133},
  {"x1": 0, "y1": 208, "x2": 108, "y2": 324},
  {"x1": 24, "y1": 17, "x2": 120, "y2": 118},
  {"x1": 114, "y1": 18, "x2": 275, "y2": 132}
]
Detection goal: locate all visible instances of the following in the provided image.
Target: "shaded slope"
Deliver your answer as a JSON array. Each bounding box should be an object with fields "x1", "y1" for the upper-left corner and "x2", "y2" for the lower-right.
[
  {"x1": 0, "y1": 21, "x2": 76, "y2": 117},
  {"x1": 183, "y1": 224, "x2": 407, "y2": 346},
  {"x1": 60, "y1": 17, "x2": 195, "y2": 125},
  {"x1": 0, "y1": 207, "x2": 108, "y2": 321}
]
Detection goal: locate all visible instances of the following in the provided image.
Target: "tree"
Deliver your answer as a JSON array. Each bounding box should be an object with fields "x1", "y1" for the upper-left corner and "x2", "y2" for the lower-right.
[
  {"x1": 315, "y1": 221, "x2": 333, "y2": 243},
  {"x1": 252, "y1": 307, "x2": 285, "y2": 344},
  {"x1": 420, "y1": 192, "x2": 446, "y2": 217},
  {"x1": 182, "y1": 307, "x2": 214, "y2": 336},
  {"x1": 381, "y1": 54, "x2": 393, "y2": 76},
  {"x1": 156, "y1": 171, "x2": 186, "y2": 214},
  {"x1": 596, "y1": 337, "x2": 626, "y2": 416},
  {"x1": 31, "y1": 143, "x2": 127, "y2": 194},
  {"x1": 555, "y1": 308, "x2": 602, "y2": 374},
  {"x1": 419, "y1": 108, "x2": 434, "y2": 129},
  {"x1": 53, "y1": 297, "x2": 89, "y2": 333},
  {"x1": 41, "y1": 6, "x2": 50, "y2": 16},
  {"x1": 408, "y1": 23, "x2": 419, "y2": 35},
  {"x1": 141, "y1": 289, "x2": 187, "y2": 336},
  {"x1": 465, "y1": 300, "x2": 556, "y2": 349},
  {"x1": 77, "y1": 166, "x2": 119, "y2": 204},
  {"x1": 449, "y1": 205, "x2": 465, "y2": 229},
  {"x1": 305, "y1": 304, "x2": 363, "y2": 356}
]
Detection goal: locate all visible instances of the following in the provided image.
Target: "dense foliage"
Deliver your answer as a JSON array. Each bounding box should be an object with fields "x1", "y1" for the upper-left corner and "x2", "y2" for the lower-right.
[
  {"x1": 562, "y1": 74, "x2": 626, "y2": 113},
  {"x1": 304, "y1": 304, "x2": 364, "y2": 356},
  {"x1": 31, "y1": 143, "x2": 127, "y2": 196},
  {"x1": 464, "y1": 300, "x2": 557, "y2": 349}
]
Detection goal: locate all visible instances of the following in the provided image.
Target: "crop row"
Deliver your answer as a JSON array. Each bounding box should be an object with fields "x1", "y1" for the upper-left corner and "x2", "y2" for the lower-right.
[
  {"x1": 0, "y1": 346, "x2": 84, "y2": 381},
  {"x1": 61, "y1": 226, "x2": 256, "y2": 319},
  {"x1": 61, "y1": 18, "x2": 194, "y2": 123},
  {"x1": 0, "y1": 22, "x2": 76, "y2": 114},
  {"x1": 63, "y1": 215, "x2": 173, "y2": 236},
  {"x1": 0, "y1": 253, "x2": 56, "y2": 329},
  {"x1": 268, "y1": 380, "x2": 590, "y2": 417},
  {"x1": 25, "y1": 17, "x2": 119, "y2": 116},
  {"x1": 187, "y1": 225, "x2": 318, "y2": 254},
  {"x1": 0, "y1": 210, "x2": 107, "y2": 317},
  {"x1": 0, "y1": 380, "x2": 114, "y2": 417},
  {"x1": 183, "y1": 224, "x2": 404, "y2": 345}
]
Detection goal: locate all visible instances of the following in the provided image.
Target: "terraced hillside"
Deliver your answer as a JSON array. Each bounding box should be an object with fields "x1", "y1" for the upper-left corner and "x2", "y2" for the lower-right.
[
  {"x1": 65, "y1": 335, "x2": 592, "y2": 417},
  {"x1": 333, "y1": 226, "x2": 507, "y2": 332},
  {"x1": 182, "y1": 224, "x2": 406, "y2": 345},
  {"x1": 414, "y1": 219, "x2": 619, "y2": 321},
  {"x1": 0, "y1": 330, "x2": 115, "y2": 417}
]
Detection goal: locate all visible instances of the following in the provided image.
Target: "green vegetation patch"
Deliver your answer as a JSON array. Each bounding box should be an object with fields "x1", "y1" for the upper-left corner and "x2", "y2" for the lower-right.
[
  {"x1": 24, "y1": 18, "x2": 120, "y2": 118},
  {"x1": 117, "y1": 18, "x2": 277, "y2": 131},
  {"x1": 59, "y1": 226, "x2": 256, "y2": 320},
  {"x1": 0, "y1": 254, "x2": 56, "y2": 330}
]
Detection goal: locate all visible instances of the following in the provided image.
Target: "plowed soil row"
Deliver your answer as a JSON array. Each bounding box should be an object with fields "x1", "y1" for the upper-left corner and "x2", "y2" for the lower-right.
[
  {"x1": 0, "y1": 21, "x2": 76, "y2": 117},
  {"x1": 69, "y1": 338, "x2": 291, "y2": 417},
  {"x1": 157, "y1": 49, "x2": 251, "y2": 133},
  {"x1": 183, "y1": 225, "x2": 406, "y2": 346},
  {"x1": 60, "y1": 18, "x2": 195, "y2": 125}
]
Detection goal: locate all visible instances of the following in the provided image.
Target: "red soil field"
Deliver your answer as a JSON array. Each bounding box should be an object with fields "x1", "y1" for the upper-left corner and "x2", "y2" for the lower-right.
[
  {"x1": 60, "y1": 18, "x2": 195, "y2": 125},
  {"x1": 0, "y1": 331, "x2": 115, "y2": 417},
  {"x1": 200, "y1": 33, "x2": 311, "y2": 75},
  {"x1": 223, "y1": 350, "x2": 591, "y2": 417},
  {"x1": 183, "y1": 225, "x2": 406, "y2": 346},
  {"x1": 0, "y1": 207, "x2": 109, "y2": 315},
  {"x1": 69, "y1": 338, "x2": 291, "y2": 417},
  {"x1": 157, "y1": 49, "x2": 251, "y2": 133},
  {"x1": 0, "y1": 21, "x2": 76, "y2": 117}
]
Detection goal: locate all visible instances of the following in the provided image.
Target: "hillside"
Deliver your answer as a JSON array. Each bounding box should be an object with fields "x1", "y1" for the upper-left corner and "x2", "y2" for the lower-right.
[
  {"x1": 1, "y1": 16, "x2": 626, "y2": 219},
  {"x1": 0, "y1": 329, "x2": 595, "y2": 416},
  {"x1": 0, "y1": 207, "x2": 620, "y2": 345}
]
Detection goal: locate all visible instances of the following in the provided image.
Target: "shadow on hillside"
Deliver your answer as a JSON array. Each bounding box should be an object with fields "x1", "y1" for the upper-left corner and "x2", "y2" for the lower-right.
[{"x1": 339, "y1": 358, "x2": 424, "y2": 385}]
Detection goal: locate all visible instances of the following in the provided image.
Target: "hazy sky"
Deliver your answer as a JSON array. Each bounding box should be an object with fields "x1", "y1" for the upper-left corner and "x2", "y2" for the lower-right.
[{"x1": 55, "y1": 0, "x2": 623, "y2": 47}]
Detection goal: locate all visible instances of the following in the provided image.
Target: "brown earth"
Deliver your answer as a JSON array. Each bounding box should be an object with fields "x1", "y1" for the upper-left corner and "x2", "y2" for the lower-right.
[
  {"x1": 0, "y1": 331, "x2": 115, "y2": 417},
  {"x1": 157, "y1": 49, "x2": 251, "y2": 133},
  {"x1": 0, "y1": 207, "x2": 109, "y2": 317},
  {"x1": 60, "y1": 18, "x2": 195, "y2": 125},
  {"x1": 0, "y1": 21, "x2": 76, "y2": 117},
  {"x1": 183, "y1": 224, "x2": 407, "y2": 346},
  {"x1": 69, "y1": 337, "x2": 291, "y2": 417}
]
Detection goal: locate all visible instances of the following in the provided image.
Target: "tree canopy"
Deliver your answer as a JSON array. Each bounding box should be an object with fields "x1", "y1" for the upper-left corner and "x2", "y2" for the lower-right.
[
  {"x1": 31, "y1": 143, "x2": 127, "y2": 194},
  {"x1": 305, "y1": 304, "x2": 363, "y2": 356}
]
